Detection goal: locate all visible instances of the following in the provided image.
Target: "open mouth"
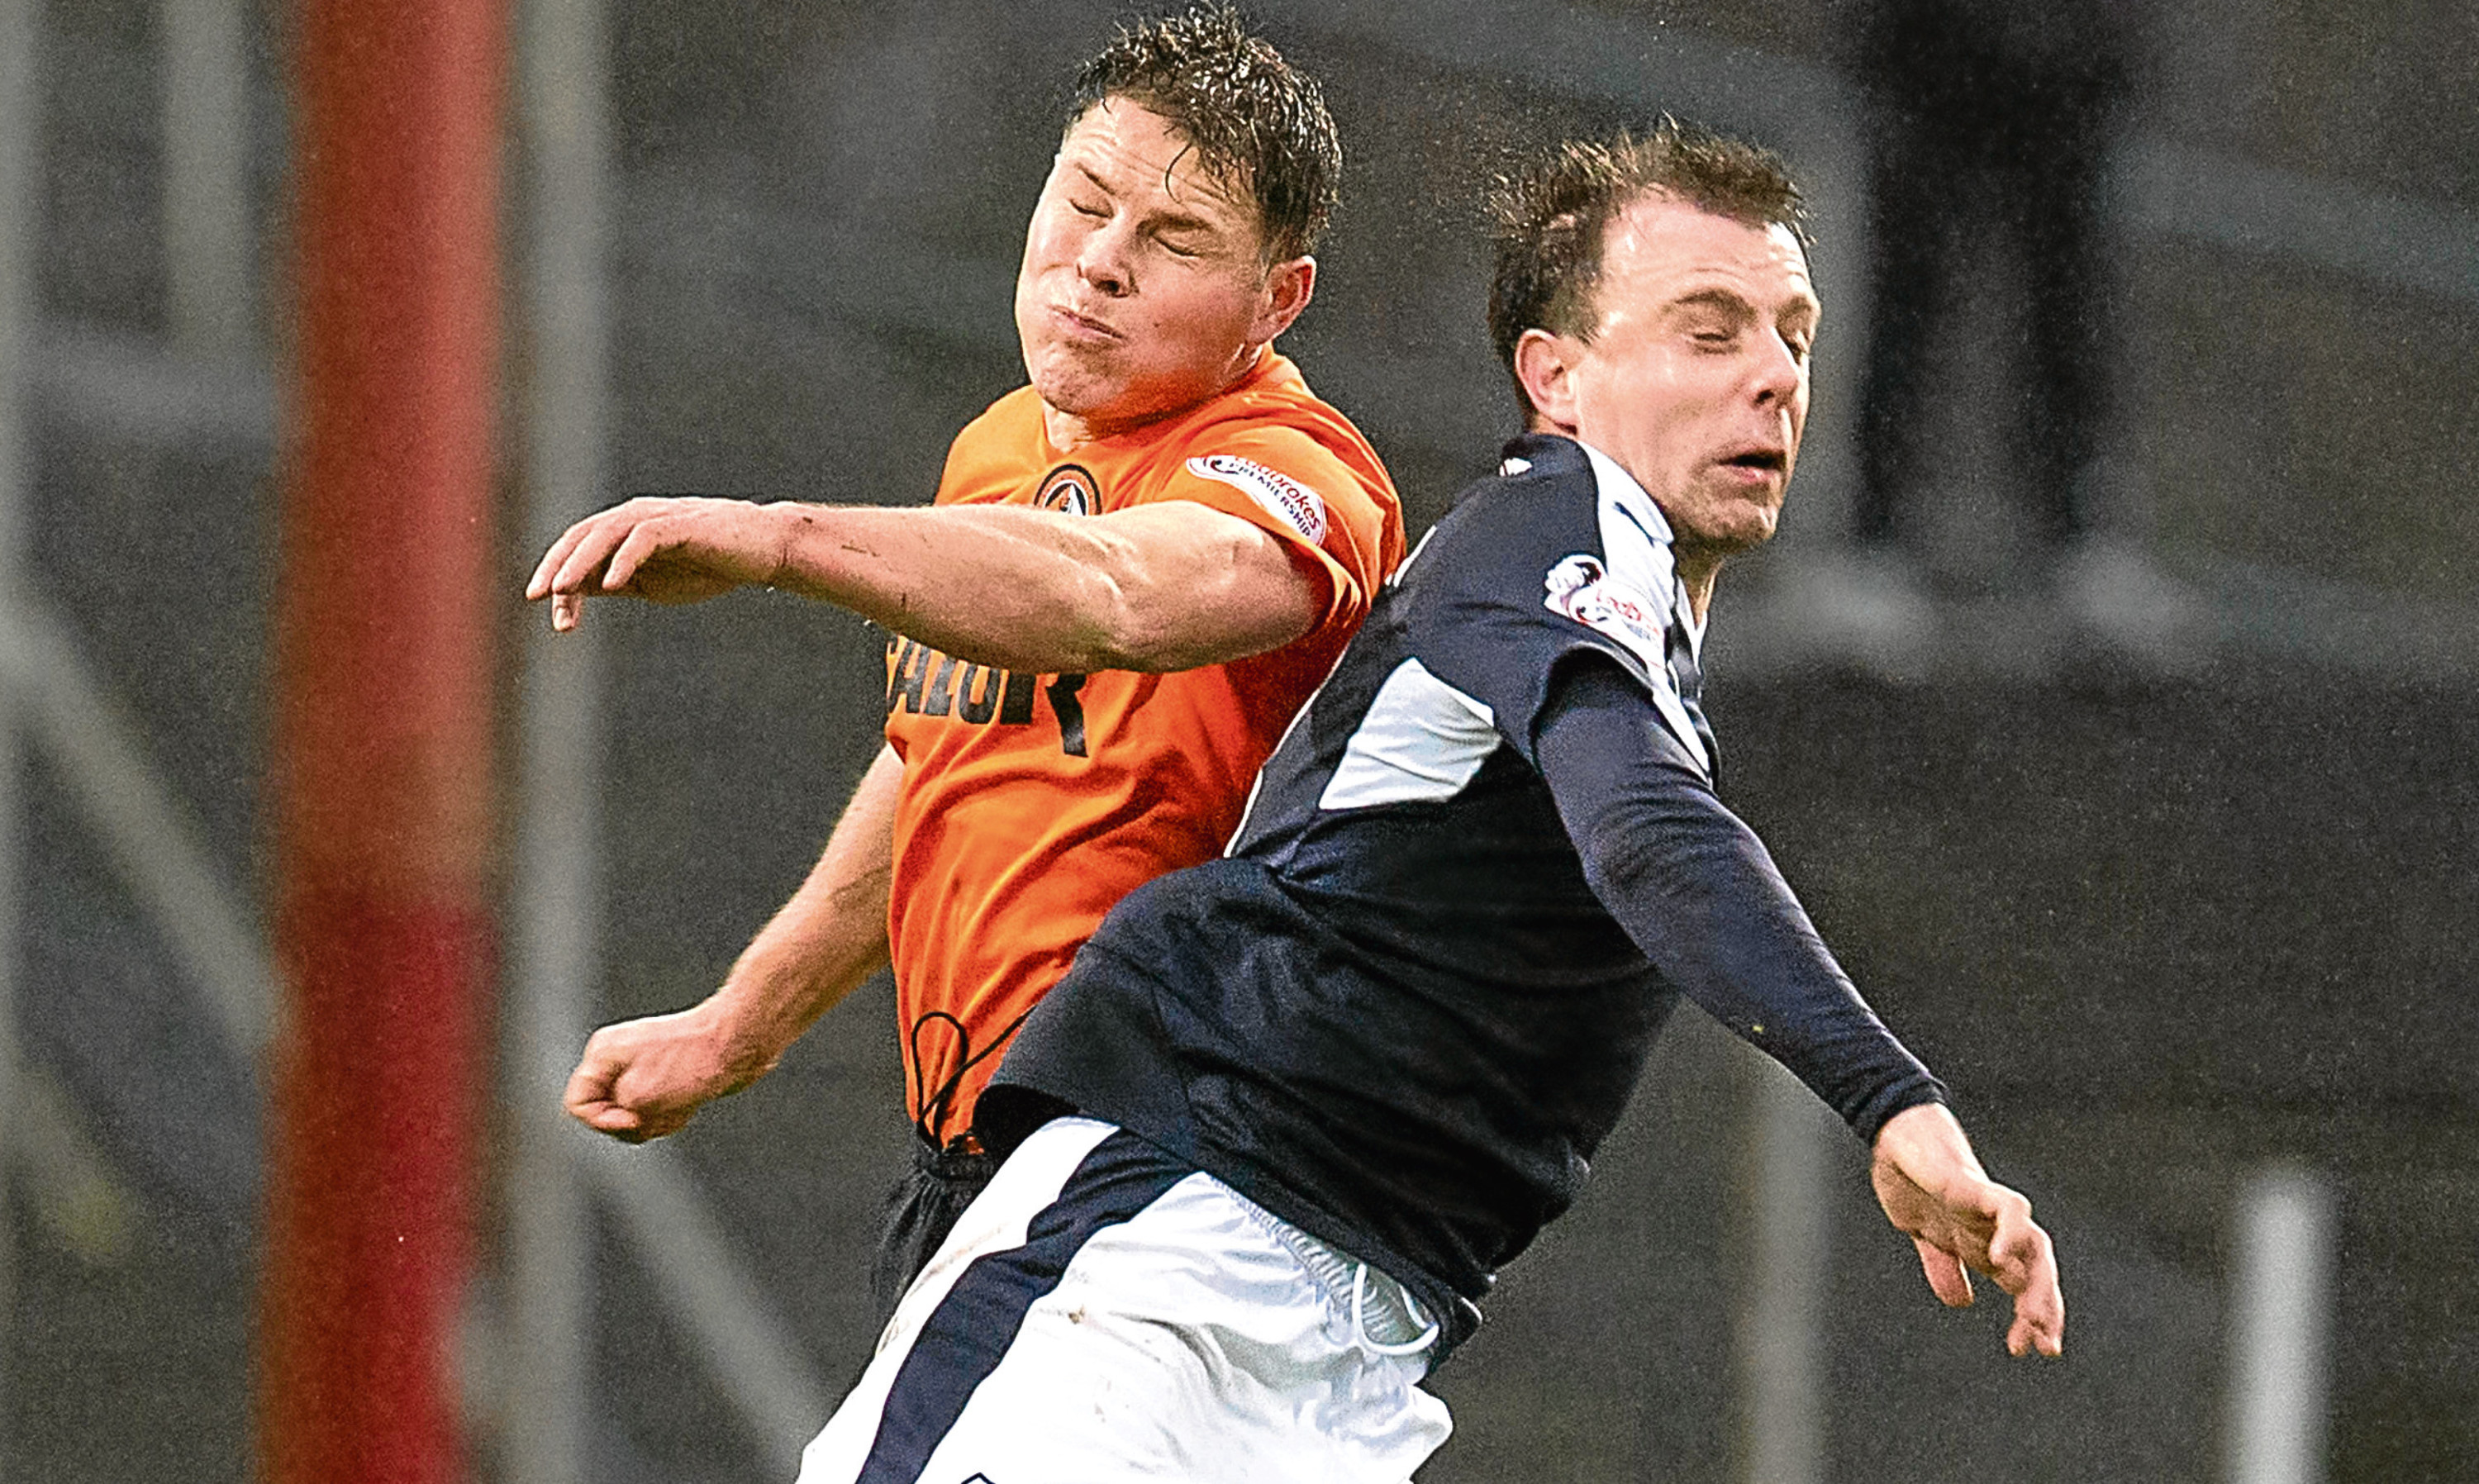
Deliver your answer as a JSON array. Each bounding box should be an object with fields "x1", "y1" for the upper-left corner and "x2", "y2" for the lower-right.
[{"x1": 1718, "y1": 449, "x2": 1787, "y2": 474}]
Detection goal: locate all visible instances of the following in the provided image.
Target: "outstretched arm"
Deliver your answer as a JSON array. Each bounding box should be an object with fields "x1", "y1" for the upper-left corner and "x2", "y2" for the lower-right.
[
  {"x1": 1534, "y1": 659, "x2": 1944, "y2": 1137},
  {"x1": 1533, "y1": 659, "x2": 2063, "y2": 1357},
  {"x1": 1869, "y1": 1101, "x2": 2065, "y2": 1357},
  {"x1": 564, "y1": 744, "x2": 902, "y2": 1142},
  {"x1": 525, "y1": 495, "x2": 1324, "y2": 674}
]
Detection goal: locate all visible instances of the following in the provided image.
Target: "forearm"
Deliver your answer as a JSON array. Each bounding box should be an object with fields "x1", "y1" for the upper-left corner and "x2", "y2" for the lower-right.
[
  {"x1": 704, "y1": 744, "x2": 900, "y2": 1066},
  {"x1": 766, "y1": 500, "x2": 1319, "y2": 673},
  {"x1": 1536, "y1": 662, "x2": 1944, "y2": 1139}
]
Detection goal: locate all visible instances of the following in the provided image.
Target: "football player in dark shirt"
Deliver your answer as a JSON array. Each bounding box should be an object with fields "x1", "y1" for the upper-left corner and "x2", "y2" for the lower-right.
[{"x1": 790, "y1": 121, "x2": 2064, "y2": 1484}]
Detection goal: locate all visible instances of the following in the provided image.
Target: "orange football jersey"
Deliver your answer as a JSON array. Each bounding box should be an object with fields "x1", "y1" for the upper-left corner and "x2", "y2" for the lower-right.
[{"x1": 883, "y1": 350, "x2": 1401, "y2": 1142}]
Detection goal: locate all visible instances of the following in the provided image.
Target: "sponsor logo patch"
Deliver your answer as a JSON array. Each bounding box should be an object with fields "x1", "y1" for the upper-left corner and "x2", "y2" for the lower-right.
[
  {"x1": 1185, "y1": 454, "x2": 1329, "y2": 543},
  {"x1": 1543, "y1": 553, "x2": 1664, "y2": 660},
  {"x1": 1036, "y1": 464, "x2": 1098, "y2": 516}
]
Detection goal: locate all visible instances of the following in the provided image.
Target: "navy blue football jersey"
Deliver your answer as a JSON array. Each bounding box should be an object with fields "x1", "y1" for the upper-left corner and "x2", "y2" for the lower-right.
[{"x1": 983, "y1": 434, "x2": 1942, "y2": 1356}]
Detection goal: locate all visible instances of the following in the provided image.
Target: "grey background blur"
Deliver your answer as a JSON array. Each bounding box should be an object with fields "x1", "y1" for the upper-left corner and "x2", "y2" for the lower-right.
[{"x1": 11, "y1": 0, "x2": 2479, "y2": 1479}]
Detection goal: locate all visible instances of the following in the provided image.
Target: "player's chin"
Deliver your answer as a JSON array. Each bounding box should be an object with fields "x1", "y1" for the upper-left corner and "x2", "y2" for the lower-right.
[
  {"x1": 1021, "y1": 344, "x2": 1111, "y2": 401},
  {"x1": 1031, "y1": 360, "x2": 1203, "y2": 432},
  {"x1": 1701, "y1": 502, "x2": 1780, "y2": 555},
  {"x1": 1025, "y1": 344, "x2": 1123, "y2": 405}
]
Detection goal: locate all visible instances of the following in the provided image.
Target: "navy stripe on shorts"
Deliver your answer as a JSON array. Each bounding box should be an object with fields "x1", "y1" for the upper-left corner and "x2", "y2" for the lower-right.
[{"x1": 854, "y1": 1129, "x2": 1194, "y2": 1484}]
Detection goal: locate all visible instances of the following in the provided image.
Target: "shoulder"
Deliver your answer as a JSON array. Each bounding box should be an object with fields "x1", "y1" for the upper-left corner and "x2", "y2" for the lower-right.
[
  {"x1": 1425, "y1": 435, "x2": 1596, "y2": 543},
  {"x1": 1164, "y1": 354, "x2": 1391, "y2": 497},
  {"x1": 1124, "y1": 357, "x2": 1404, "y2": 576},
  {"x1": 1415, "y1": 435, "x2": 1676, "y2": 599},
  {"x1": 1395, "y1": 436, "x2": 1684, "y2": 720}
]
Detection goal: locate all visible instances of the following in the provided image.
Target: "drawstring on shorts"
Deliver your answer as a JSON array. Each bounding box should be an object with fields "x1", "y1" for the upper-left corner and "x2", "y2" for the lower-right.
[
  {"x1": 1349, "y1": 1261, "x2": 1441, "y2": 1358},
  {"x1": 1185, "y1": 1158, "x2": 1441, "y2": 1361}
]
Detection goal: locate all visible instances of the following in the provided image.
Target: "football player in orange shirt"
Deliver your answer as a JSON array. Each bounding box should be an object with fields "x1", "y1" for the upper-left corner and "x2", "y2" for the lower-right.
[{"x1": 527, "y1": 7, "x2": 1404, "y2": 1316}]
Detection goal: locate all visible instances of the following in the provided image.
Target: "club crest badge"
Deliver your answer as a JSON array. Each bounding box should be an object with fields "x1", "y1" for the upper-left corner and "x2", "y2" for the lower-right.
[
  {"x1": 1544, "y1": 553, "x2": 1663, "y2": 661},
  {"x1": 1036, "y1": 464, "x2": 1098, "y2": 516},
  {"x1": 1185, "y1": 454, "x2": 1328, "y2": 543}
]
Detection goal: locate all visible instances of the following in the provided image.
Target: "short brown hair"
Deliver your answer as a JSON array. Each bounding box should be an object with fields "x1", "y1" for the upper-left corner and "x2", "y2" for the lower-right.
[
  {"x1": 1070, "y1": 5, "x2": 1342, "y2": 263},
  {"x1": 1487, "y1": 120, "x2": 1807, "y2": 413}
]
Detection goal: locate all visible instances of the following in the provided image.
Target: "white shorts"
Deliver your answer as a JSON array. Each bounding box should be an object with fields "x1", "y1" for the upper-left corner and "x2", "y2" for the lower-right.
[{"x1": 796, "y1": 1116, "x2": 1454, "y2": 1484}]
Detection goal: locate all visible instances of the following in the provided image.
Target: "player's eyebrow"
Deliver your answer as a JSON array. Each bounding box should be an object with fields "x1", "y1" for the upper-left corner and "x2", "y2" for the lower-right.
[
  {"x1": 1149, "y1": 206, "x2": 1217, "y2": 235},
  {"x1": 1073, "y1": 162, "x2": 1220, "y2": 235},
  {"x1": 1668, "y1": 286, "x2": 1820, "y2": 330},
  {"x1": 1665, "y1": 288, "x2": 1755, "y2": 320}
]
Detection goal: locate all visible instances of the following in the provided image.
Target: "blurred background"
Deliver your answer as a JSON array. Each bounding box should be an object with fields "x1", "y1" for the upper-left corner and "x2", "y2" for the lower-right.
[{"x1": 6, "y1": 0, "x2": 2477, "y2": 1479}]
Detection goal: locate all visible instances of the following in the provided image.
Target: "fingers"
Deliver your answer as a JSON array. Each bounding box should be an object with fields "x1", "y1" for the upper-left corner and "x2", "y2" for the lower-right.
[
  {"x1": 525, "y1": 503, "x2": 654, "y2": 628},
  {"x1": 545, "y1": 514, "x2": 636, "y2": 601},
  {"x1": 1946, "y1": 1183, "x2": 2065, "y2": 1357},
  {"x1": 578, "y1": 1104, "x2": 650, "y2": 1139},
  {"x1": 528, "y1": 521, "x2": 617, "y2": 632},
  {"x1": 563, "y1": 1045, "x2": 632, "y2": 1132},
  {"x1": 560, "y1": 1011, "x2": 740, "y2": 1146},
  {"x1": 604, "y1": 516, "x2": 671, "y2": 595},
  {"x1": 565, "y1": 1088, "x2": 680, "y2": 1143},
  {"x1": 525, "y1": 521, "x2": 588, "y2": 600},
  {"x1": 526, "y1": 497, "x2": 774, "y2": 629},
  {"x1": 1988, "y1": 1204, "x2": 2067, "y2": 1357},
  {"x1": 2006, "y1": 1306, "x2": 2062, "y2": 1358},
  {"x1": 1913, "y1": 1236, "x2": 1976, "y2": 1308},
  {"x1": 563, "y1": 1035, "x2": 682, "y2": 1144},
  {"x1": 1870, "y1": 1112, "x2": 2066, "y2": 1358}
]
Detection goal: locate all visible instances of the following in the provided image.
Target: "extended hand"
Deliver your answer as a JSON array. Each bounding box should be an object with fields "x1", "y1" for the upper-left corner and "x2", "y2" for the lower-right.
[
  {"x1": 526, "y1": 496, "x2": 793, "y2": 631},
  {"x1": 562, "y1": 1004, "x2": 779, "y2": 1143},
  {"x1": 1868, "y1": 1102, "x2": 2065, "y2": 1358}
]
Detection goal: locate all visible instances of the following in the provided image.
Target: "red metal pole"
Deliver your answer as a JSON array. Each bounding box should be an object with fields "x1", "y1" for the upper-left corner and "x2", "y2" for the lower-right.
[{"x1": 261, "y1": 2, "x2": 506, "y2": 1480}]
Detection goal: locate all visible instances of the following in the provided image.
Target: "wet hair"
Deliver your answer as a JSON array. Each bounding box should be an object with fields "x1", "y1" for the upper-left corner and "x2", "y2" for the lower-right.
[
  {"x1": 1069, "y1": 5, "x2": 1341, "y2": 262},
  {"x1": 1487, "y1": 119, "x2": 1808, "y2": 415}
]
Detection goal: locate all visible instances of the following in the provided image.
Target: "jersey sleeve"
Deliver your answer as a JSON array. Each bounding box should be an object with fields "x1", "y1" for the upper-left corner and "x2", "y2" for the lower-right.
[
  {"x1": 1403, "y1": 462, "x2": 1711, "y2": 780},
  {"x1": 1138, "y1": 423, "x2": 1398, "y2": 643},
  {"x1": 1535, "y1": 656, "x2": 1948, "y2": 1141}
]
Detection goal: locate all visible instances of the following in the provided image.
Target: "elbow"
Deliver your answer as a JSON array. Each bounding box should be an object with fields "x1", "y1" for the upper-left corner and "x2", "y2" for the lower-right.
[
  {"x1": 1078, "y1": 561, "x2": 1178, "y2": 671},
  {"x1": 1047, "y1": 568, "x2": 1178, "y2": 673},
  {"x1": 965, "y1": 568, "x2": 1197, "y2": 674},
  {"x1": 1577, "y1": 806, "x2": 1671, "y2": 901},
  {"x1": 996, "y1": 528, "x2": 1173, "y2": 672},
  {"x1": 1088, "y1": 549, "x2": 1320, "y2": 674},
  {"x1": 1092, "y1": 584, "x2": 1236, "y2": 673}
]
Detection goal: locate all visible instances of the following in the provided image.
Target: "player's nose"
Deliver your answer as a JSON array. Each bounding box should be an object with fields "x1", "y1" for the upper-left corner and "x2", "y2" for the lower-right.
[
  {"x1": 1077, "y1": 223, "x2": 1135, "y2": 297},
  {"x1": 1749, "y1": 331, "x2": 1803, "y2": 407}
]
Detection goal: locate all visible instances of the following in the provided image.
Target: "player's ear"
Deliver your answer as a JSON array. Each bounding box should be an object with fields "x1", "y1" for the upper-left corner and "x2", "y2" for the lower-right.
[
  {"x1": 1514, "y1": 327, "x2": 1582, "y2": 433},
  {"x1": 1249, "y1": 255, "x2": 1316, "y2": 345}
]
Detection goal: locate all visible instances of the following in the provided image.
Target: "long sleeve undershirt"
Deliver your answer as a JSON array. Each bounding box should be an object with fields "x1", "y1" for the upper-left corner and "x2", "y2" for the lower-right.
[{"x1": 1532, "y1": 655, "x2": 1945, "y2": 1142}]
